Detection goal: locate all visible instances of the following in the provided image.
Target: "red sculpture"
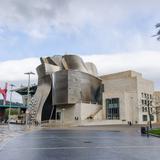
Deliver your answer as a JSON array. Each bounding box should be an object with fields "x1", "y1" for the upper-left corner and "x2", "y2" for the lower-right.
[{"x1": 0, "y1": 83, "x2": 8, "y2": 105}]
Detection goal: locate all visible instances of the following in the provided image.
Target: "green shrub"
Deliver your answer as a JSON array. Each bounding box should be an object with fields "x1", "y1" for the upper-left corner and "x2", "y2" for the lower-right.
[{"x1": 149, "y1": 129, "x2": 160, "y2": 135}]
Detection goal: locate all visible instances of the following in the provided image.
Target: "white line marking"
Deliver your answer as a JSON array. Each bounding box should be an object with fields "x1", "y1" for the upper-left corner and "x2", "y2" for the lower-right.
[
  {"x1": 4, "y1": 146, "x2": 160, "y2": 151},
  {"x1": 0, "y1": 140, "x2": 10, "y2": 151}
]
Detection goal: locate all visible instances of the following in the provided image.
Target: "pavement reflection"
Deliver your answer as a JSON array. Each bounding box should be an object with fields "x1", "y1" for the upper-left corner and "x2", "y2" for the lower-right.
[{"x1": 0, "y1": 125, "x2": 160, "y2": 160}]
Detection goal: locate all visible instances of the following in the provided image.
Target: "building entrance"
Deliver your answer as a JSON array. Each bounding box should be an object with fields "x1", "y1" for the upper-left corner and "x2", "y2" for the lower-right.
[{"x1": 106, "y1": 98, "x2": 120, "y2": 120}]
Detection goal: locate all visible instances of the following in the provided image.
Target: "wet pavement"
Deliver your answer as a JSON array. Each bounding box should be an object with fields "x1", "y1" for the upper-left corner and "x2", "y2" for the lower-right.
[
  {"x1": 0, "y1": 124, "x2": 26, "y2": 144},
  {"x1": 0, "y1": 125, "x2": 160, "y2": 160}
]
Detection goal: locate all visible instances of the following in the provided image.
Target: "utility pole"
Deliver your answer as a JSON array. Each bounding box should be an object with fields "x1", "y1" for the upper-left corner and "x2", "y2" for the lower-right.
[
  {"x1": 8, "y1": 84, "x2": 15, "y2": 128},
  {"x1": 62, "y1": 108, "x2": 65, "y2": 127},
  {"x1": 24, "y1": 72, "x2": 35, "y2": 127}
]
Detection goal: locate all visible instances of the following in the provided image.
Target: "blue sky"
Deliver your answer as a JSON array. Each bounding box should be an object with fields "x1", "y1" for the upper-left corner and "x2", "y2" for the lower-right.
[{"x1": 0, "y1": 0, "x2": 160, "y2": 102}]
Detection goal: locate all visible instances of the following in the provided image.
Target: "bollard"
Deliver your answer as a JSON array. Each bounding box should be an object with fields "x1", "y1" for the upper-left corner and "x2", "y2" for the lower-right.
[
  {"x1": 141, "y1": 126, "x2": 146, "y2": 135},
  {"x1": 146, "y1": 126, "x2": 149, "y2": 137}
]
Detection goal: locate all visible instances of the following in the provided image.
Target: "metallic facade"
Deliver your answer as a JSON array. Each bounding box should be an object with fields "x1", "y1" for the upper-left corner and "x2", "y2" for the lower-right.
[{"x1": 28, "y1": 55, "x2": 102, "y2": 122}]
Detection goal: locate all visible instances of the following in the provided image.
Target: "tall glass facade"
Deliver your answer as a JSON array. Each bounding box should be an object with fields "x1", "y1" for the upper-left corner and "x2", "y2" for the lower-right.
[{"x1": 106, "y1": 98, "x2": 120, "y2": 120}]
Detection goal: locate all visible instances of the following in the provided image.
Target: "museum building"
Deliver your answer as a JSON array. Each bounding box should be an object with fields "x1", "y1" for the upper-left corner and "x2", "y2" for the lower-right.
[{"x1": 15, "y1": 55, "x2": 157, "y2": 125}]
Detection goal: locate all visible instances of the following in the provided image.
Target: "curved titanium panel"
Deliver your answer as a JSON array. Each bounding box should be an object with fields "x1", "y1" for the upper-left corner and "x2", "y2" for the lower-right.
[
  {"x1": 29, "y1": 63, "x2": 60, "y2": 122},
  {"x1": 50, "y1": 55, "x2": 63, "y2": 68},
  {"x1": 37, "y1": 63, "x2": 60, "y2": 78},
  {"x1": 85, "y1": 62, "x2": 98, "y2": 76},
  {"x1": 62, "y1": 55, "x2": 88, "y2": 73},
  {"x1": 40, "y1": 56, "x2": 63, "y2": 68}
]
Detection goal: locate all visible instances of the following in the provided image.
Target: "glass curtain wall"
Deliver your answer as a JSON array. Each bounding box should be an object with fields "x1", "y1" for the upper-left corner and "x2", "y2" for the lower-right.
[{"x1": 106, "y1": 98, "x2": 120, "y2": 120}]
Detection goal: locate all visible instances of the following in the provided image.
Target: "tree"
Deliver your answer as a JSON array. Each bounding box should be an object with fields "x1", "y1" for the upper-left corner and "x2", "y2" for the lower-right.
[{"x1": 153, "y1": 23, "x2": 160, "y2": 40}]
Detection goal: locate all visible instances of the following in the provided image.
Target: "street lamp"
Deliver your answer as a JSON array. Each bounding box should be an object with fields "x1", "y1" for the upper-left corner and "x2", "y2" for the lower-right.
[
  {"x1": 61, "y1": 108, "x2": 65, "y2": 127},
  {"x1": 8, "y1": 84, "x2": 15, "y2": 128},
  {"x1": 24, "y1": 72, "x2": 35, "y2": 126}
]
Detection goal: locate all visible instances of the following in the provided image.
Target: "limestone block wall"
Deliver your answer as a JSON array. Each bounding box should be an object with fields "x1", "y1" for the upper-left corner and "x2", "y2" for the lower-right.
[
  {"x1": 136, "y1": 77, "x2": 156, "y2": 124},
  {"x1": 101, "y1": 70, "x2": 156, "y2": 124},
  {"x1": 124, "y1": 91, "x2": 138, "y2": 124},
  {"x1": 56, "y1": 103, "x2": 102, "y2": 125},
  {"x1": 79, "y1": 103, "x2": 102, "y2": 120}
]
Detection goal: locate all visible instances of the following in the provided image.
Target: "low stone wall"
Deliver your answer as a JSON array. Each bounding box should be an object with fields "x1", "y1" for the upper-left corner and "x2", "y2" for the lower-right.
[{"x1": 79, "y1": 120, "x2": 128, "y2": 126}]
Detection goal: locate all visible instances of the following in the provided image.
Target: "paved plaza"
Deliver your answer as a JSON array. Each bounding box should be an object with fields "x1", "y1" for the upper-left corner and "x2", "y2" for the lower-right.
[
  {"x1": 0, "y1": 124, "x2": 25, "y2": 144},
  {"x1": 0, "y1": 125, "x2": 160, "y2": 160}
]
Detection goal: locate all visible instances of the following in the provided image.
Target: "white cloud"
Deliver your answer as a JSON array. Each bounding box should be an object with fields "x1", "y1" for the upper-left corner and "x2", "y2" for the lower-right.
[
  {"x1": 0, "y1": 58, "x2": 40, "y2": 81},
  {"x1": 83, "y1": 52, "x2": 160, "y2": 90},
  {"x1": 0, "y1": 52, "x2": 160, "y2": 90},
  {"x1": 0, "y1": 0, "x2": 159, "y2": 39},
  {"x1": 82, "y1": 51, "x2": 160, "y2": 79},
  {"x1": 0, "y1": 52, "x2": 160, "y2": 102}
]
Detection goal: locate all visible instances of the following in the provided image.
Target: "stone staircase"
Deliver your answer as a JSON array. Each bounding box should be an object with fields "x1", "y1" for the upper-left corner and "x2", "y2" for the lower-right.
[{"x1": 86, "y1": 107, "x2": 102, "y2": 120}]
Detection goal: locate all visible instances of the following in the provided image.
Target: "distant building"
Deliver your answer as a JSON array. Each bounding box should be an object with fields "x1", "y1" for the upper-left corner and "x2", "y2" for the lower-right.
[
  {"x1": 14, "y1": 85, "x2": 37, "y2": 107},
  {"x1": 101, "y1": 70, "x2": 156, "y2": 124},
  {"x1": 0, "y1": 99, "x2": 25, "y2": 122}
]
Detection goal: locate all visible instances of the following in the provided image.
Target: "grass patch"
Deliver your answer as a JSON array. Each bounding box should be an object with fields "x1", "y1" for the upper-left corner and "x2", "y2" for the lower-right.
[{"x1": 149, "y1": 128, "x2": 160, "y2": 136}]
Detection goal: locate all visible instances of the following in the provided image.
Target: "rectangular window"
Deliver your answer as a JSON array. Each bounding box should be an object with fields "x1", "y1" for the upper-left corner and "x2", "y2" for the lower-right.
[
  {"x1": 144, "y1": 107, "x2": 147, "y2": 112},
  {"x1": 56, "y1": 112, "x2": 61, "y2": 120},
  {"x1": 145, "y1": 100, "x2": 147, "y2": 105},
  {"x1": 143, "y1": 115, "x2": 147, "y2": 121},
  {"x1": 150, "y1": 94, "x2": 152, "y2": 99},
  {"x1": 151, "y1": 115, "x2": 154, "y2": 121},
  {"x1": 106, "y1": 98, "x2": 120, "y2": 120},
  {"x1": 141, "y1": 100, "x2": 144, "y2": 105},
  {"x1": 141, "y1": 92, "x2": 143, "y2": 98},
  {"x1": 142, "y1": 107, "x2": 145, "y2": 112},
  {"x1": 150, "y1": 101, "x2": 152, "y2": 106}
]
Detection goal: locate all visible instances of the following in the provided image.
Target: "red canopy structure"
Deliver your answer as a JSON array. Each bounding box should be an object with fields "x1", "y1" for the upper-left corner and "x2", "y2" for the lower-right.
[{"x1": 0, "y1": 83, "x2": 8, "y2": 105}]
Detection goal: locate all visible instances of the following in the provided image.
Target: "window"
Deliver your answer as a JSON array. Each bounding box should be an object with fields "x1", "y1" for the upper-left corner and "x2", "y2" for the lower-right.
[
  {"x1": 150, "y1": 101, "x2": 152, "y2": 106},
  {"x1": 144, "y1": 107, "x2": 147, "y2": 112},
  {"x1": 151, "y1": 115, "x2": 154, "y2": 121},
  {"x1": 106, "y1": 98, "x2": 120, "y2": 120},
  {"x1": 145, "y1": 100, "x2": 147, "y2": 105},
  {"x1": 150, "y1": 94, "x2": 152, "y2": 99},
  {"x1": 143, "y1": 115, "x2": 147, "y2": 121},
  {"x1": 142, "y1": 107, "x2": 145, "y2": 112},
  {"x1": 141, "y1": 100, "x2": 144, "y2": 105},
  {"x1": 141, "y1": 92, "x2": 143, "y2": 98},
  {"x1": 56, "y1": 112, "x2": 61, "y2": 120}
]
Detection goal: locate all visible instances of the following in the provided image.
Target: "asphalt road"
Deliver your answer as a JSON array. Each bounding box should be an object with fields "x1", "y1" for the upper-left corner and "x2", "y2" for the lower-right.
[{"x1": 0, "y1": 126, "x2": 160, "y2": 160}]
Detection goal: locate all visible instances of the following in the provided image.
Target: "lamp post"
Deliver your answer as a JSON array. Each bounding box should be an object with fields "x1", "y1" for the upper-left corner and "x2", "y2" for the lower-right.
[
  {"x1": 24, "y1": 72, "x2": 35, "y2": 127},
  {"x1": 8, "y1": 84, "x2": 15, "y2": 128},
  {"x1": 62, "y1": 108, "x2": 65, "y2": 127}
]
